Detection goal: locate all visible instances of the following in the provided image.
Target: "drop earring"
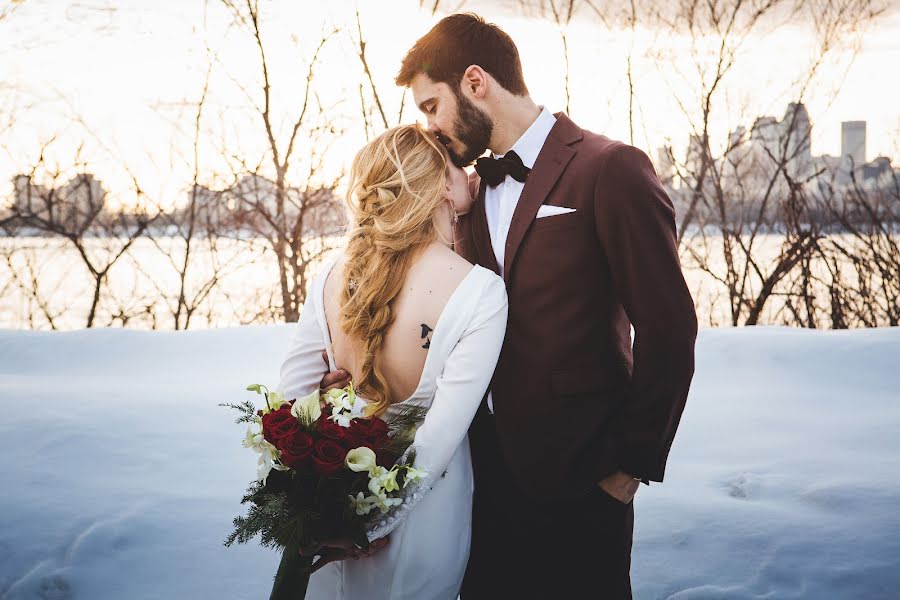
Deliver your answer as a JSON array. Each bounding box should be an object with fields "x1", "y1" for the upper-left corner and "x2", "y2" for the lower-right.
[{"x1": 445, "y1": 197, "x2": 459, "y2": 224}]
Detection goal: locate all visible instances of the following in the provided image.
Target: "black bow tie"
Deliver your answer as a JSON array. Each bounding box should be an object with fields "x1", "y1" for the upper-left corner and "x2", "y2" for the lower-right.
[{"x1": 474, "y1": 150, "x2": 531, "y2": 187}]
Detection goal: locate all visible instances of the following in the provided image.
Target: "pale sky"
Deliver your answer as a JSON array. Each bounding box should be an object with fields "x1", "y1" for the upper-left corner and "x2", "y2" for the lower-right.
[{"x1": 1, "y1": 0, "x2": 898, "y2": 210}]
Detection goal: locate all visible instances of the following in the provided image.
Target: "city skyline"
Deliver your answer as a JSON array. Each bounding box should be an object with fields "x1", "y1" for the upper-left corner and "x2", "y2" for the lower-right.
[{"x1": 9, "y1": 98, "x2": 895, "y2": 218}]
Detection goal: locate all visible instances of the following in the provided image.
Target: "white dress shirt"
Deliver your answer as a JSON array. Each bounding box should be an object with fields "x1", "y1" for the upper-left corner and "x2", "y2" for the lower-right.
[
  {"x1": 484, "y1": 106, "x2": 557, "y2": 273},
  {"x1": 485, "y1": 106, "x2": 556, "y2": 413}
]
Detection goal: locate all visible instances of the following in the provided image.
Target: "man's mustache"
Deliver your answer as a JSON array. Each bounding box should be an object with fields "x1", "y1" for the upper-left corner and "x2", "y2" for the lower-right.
[{"x1": 434, "y1": 132, "x2": 452, "y2": 147}]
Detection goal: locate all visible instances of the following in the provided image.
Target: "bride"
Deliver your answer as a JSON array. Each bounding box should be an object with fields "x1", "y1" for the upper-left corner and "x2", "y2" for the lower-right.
[{"x1": 276, "y1": 124, "x2": 508, "y2": 599}]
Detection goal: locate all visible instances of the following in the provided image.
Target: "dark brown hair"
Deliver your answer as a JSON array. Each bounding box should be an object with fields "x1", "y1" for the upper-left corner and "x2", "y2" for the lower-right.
[{"x1": 396, "y1": 13, "x2": 529, "y2": 96}]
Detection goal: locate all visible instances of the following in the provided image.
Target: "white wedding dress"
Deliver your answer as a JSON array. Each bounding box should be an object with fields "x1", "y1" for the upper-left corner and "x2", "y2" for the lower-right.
[{"x1": 277, "y1": 254, "x2": 508, "y2": 600}]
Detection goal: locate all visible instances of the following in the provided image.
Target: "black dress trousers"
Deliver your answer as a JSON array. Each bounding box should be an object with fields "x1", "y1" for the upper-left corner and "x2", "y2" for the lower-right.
[{"x1": 461, "y1": 402, "x2": 634, "y2": 600}]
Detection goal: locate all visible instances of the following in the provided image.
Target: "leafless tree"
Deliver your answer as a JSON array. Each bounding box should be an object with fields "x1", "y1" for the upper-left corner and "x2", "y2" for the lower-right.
[
  {"x1": 137, "y1": 60, "x2": 256, "y2": 330},
  {"x1": 213, "y1": 0, "x2": 346, "y2": 323},
  {"x1": 5, "y1": 141, "x2": 154, "y2": 327},
  {"x1": 812, "y1": 167, "x2": 900, "y2": 327},
  {"x1": 654, "y1": 0, "x2": 884, "y2": 326}
]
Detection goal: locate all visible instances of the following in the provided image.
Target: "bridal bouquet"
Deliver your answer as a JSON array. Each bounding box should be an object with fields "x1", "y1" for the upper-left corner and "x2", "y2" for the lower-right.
[{"x1": 221, "y1": 382, "x2": 426, "y2": 599}]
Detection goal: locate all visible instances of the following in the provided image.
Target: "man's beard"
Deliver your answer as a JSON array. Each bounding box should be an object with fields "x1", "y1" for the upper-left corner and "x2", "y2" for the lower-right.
[{"x1": 444, "y1": 89, "x2": 493, "y2": 168}]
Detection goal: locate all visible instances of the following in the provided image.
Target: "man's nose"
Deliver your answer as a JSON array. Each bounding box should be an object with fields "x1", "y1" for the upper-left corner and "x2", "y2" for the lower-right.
[{"x1": 426, "y1": 121, "x2": 441, "y2": 135}]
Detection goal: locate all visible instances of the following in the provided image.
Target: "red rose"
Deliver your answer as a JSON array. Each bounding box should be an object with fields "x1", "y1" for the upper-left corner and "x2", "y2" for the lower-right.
[
  {"x1": 375, "y1": 449, "x2": 396, "y2": 469},
  {"x1": 344, "y1": 419, "x2": 367, "y2": 447},
  {"x1": 350, "y1": 417, "x2": 390, "y2": 448},
  {"x1": 261, "y1": 406, "x2": 299, "y2": 448},
  {"x1": 311, "y1": 438, "x2": 347, "y2": 476},
  {"x1": 278, "y1": 430, "x2": 315, "y2": 470},
  {"x1": 316, "y1": 416, "x2": 348, "y2": 444}
]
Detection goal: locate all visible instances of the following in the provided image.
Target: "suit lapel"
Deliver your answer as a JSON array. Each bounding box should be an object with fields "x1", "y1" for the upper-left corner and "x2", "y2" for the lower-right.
[
  {"x1": 503, "y1": 114, "x2": 581, "y2": 281},
  {"x1": 471, "y1": 179, "x2": 501, "y2": 276}
]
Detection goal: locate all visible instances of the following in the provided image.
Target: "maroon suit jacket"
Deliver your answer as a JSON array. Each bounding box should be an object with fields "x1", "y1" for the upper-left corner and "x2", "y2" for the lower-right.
[{"x1": 457, "y1": 113, "x2": 698, "y2": 502}]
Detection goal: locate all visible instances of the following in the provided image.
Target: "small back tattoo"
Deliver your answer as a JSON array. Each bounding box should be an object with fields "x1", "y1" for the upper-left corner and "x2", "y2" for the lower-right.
[{"x1": 420, "y1": 323, "x2": 433, "y2": 349}]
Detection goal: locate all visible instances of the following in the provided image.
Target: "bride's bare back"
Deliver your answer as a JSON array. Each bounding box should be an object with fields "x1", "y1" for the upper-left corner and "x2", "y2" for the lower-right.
[{"x1": 322, "y1": 242, "x2": 474, "y2": 404}]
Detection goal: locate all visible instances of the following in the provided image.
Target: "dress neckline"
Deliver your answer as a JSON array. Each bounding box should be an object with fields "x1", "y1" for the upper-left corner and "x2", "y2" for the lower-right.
[{"x1": 316, "y1": 256, "x2": 483, "y2": 406}]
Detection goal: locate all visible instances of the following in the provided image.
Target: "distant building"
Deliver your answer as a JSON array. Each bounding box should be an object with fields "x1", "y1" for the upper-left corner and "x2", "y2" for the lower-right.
[
  {"x1": 841, "y1": 121, "x2": 866, "y2": 167},
  {"x1": 784, "y1": 102, "x2": 812, "y2": 172},
  {"x1": 861, "y1": 156, "x2": 895, "y2": 191},
  {"x1": 168, "y1": 184, "x2": 231, "y2": 232},
  {"x1": 685, "y1": 134, "x2": 707, "y2": 177},
  {"x1": 813, "y1": 154, "x2": 845, "y2": 178},
  {"x1": 221, "y1": 173, "x2": 343, "y2": 236},
  {"x1": 747, "y1": 103, "x2": 813, "y2": 178},
  {"x1": 863, "y1": 156, "x2": 891, "y2": 180},
  {"x1": 656, "y1": 145, "x2": 676, "y2": 190},
  {"x1": 59, "y1": 173, "x2": 107, "y2": 219},
  {"x1": 12, "y1": 174, "x2": 50, "y2": 216},
  {"x1": 728, "y1": 125, "x2": 747, "y2": 150},
  {"x1": 10, "y1": 173, "x2": 112, "y2": 230},
  {"x1": 750, "y1": 115, "x2": 779, "y2": 148}
]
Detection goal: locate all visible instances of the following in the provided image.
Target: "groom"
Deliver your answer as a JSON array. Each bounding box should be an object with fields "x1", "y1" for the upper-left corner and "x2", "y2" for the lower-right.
[{"x1": 394, "y1": 13, "x2": 698, "y2": 599}]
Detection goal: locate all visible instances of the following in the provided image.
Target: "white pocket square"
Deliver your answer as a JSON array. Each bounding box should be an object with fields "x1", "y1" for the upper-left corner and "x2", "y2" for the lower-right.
[{"x1": 536, "y1": 205, "x2": 576, "y2": 218}]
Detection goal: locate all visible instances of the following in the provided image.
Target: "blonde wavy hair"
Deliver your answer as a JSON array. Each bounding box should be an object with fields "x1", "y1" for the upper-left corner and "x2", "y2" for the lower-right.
[{"x1": 341, "y1": 124, "x2": 452, "y2": 417}]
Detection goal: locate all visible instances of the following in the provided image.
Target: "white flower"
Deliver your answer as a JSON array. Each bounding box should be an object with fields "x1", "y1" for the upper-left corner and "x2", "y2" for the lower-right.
[
  {"x1": 257, "y1": 390, "x2": 287, "y2": 416},
  {"x1": 267, "y1": 391, "x2": 286, "y2": 411},
  {"x1": 291, "y1": 389, "x2": 321, "y2": 424},
  {"x1": 367, "y1": 465, "x2": 404, "y2": 497},
  {"x1": 348, "y1": 492, "x2": 377, "y2": 516},
  {"x1": 350, "y1": 396, "x2": 367, "y2": 418},
  {"x1": 403, "y1": 466, "x2": 428, "y2": 488},
  {"x1": 330, "y1": 404, "x2": 354, "y2": 428},
  {"x1": 242, "y1": 425, "x2": 266, "y2": 452},
  {"x1": 379, "y1": 467, "x2": 400, "y2": 493},
  {"x1": 346, "y1": 447, "x2": 378, "y2": 473},
  {"x1": 324, "y1": 388, "x2": 349, "y2": 407},
  {"x1": 256, "y1": 442, "x2": 288, "y2": 483},
  {"x1": 371, "y1": 490, "x2": 403, "y2": 514},
  {"x1": 242, "y1": 423, "x2": 288, "y2": 483},
  {"x1": 368, "y1": 470, "x2": 385, "y2": 495},
  {"x1": 325, "y1": 384, "x2": 367, "y2": 427}
]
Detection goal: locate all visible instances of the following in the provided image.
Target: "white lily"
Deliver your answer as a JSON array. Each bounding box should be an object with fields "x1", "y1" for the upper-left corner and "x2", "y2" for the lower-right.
[
  {"x1": 256, "y1": 442, "x2": 288, "y2": 483},
  {"x1": 257, "y1": 390, "x2": 288, "y2": 416},
  {"x1": 268, "y1": 391, "x2": 286, "y2": 411},
  {"x1": 291, "y1": 389, "x2": 321, "y2": 424},
  {"x1": 350, "y1": 396, "x2": 367, "y2": 418},
  {"x1": 346, "y1": 447, "x2": 378, "y2": 473},
  {"x1": 322, "y1": 380, "x2": 369, "y2": 427},
  {"x1": 324, "y1": 387, "x2": 349, "y2": 406},
  {"x1": 241, "y1": 425, "x2": 266, "y2": 452},
  {"x1": 331, "y1": 403, "x2": 363, "y2": 428}
]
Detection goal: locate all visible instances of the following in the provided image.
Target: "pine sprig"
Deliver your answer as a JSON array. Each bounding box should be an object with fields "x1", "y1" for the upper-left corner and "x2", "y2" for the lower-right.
[
  {"x1": 224, "y1": 482, "x2": 292, "y2": 550},
  {"x1": 381, "y1": 404, "x2": 427, "y2": 457},
  {"x1": 218, "y1": 400, "x2": 258, "y2": 425}
]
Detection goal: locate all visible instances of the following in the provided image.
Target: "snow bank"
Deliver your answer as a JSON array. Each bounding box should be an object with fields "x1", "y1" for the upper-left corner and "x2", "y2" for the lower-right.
[{"x1": 0, "y1": 325, "x2": 898, "y2": 599}]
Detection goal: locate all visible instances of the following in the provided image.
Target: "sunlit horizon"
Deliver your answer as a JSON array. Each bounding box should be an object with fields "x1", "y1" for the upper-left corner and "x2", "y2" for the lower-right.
[{"x1": 1, "y1": 0, "x2": 898, "y2": 211}]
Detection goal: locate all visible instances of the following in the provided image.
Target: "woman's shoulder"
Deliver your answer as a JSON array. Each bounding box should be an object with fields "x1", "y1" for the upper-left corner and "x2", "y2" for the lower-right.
[{"x1": 418, "y1": 242, "x2": 471, "y2": 269}]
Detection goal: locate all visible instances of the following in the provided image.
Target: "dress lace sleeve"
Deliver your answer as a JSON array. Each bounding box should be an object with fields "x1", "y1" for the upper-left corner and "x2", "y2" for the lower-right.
[{"x1": 365, "y1": 273, "x2": 508, "y2": 542}]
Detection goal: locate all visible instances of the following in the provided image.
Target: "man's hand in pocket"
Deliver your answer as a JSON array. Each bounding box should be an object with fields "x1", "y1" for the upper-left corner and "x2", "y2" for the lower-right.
[{"x1": 597, "y1": 471, "x2": 640, "y2": 504}]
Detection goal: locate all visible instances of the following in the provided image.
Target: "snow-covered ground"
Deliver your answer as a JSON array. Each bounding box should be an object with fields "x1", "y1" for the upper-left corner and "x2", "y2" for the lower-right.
[{"x1": 1, "y1": 325, "x2": 898, "y2": 599}]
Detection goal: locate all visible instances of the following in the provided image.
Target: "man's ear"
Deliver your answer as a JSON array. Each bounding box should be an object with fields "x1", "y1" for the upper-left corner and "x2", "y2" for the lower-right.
[{"x1": 461, "y1": 65, "x2": 488, "y2": 99}]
